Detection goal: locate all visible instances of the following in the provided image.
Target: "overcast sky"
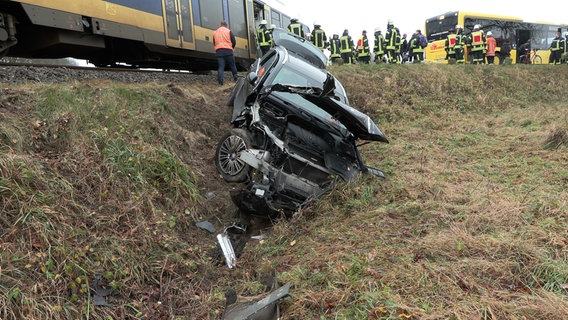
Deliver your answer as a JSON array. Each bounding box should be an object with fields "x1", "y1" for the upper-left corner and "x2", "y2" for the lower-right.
[{"x1": 282, "y1": 0, "x2": 567, "y2": 38}]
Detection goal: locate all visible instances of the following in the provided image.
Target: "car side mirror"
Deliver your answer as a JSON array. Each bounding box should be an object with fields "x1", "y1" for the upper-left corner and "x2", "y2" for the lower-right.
[{"x1": 246, "y1": 72, "x2": 258, "y2": 84}]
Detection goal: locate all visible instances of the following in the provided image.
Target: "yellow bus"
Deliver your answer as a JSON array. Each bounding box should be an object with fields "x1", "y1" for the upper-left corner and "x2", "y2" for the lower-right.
[{"x1": 424, "y1": 11, "x2": 567, "y2": 64}]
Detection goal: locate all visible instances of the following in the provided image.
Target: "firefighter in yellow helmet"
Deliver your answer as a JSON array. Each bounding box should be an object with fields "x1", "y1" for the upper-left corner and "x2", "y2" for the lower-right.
[{"x1": 257, "y1": 20, "x2": 272, "y2": 56}]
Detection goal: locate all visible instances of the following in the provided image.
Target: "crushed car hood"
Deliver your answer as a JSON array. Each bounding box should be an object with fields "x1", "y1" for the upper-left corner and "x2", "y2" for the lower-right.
[{"x1": 299, "y1": 94, "x2": 389, "y2": 143}]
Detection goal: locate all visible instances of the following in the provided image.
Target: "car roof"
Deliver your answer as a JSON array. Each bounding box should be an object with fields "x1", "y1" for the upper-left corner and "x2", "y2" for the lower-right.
[{"x1": 271, "y1": 28, "x2": 328, "y2": 69}]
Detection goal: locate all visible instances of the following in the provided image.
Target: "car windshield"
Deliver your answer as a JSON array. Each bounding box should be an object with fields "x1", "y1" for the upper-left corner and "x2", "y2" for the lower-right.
[{"x1": 270, "y1": 54, "x2": 348, "y2": 104}]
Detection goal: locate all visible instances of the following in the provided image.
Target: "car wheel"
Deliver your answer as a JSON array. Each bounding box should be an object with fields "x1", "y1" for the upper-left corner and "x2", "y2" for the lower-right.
[{"x1": 215, "y1": 128, "x2": 252, "y2": 183}]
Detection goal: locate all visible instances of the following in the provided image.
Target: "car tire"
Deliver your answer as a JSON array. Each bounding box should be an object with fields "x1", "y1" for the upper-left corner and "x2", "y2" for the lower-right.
[{"x1": 215, "y1": 128, "x2": 252, "y2": 183}]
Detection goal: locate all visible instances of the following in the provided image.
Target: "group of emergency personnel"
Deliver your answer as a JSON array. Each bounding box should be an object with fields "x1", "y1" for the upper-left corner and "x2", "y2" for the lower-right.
[
  {"x1": 324, "y1": 20, "x2": 428, "y2": 65},
  {"x1": 445, "y1": 24, "x2": 568, "y2": 65},
  {"x1": 260, "y1": 18, "x2": 427, "y2": 65},
  {"x1": 256, "y1": 18, "x2": 568, "y2": 65},
  {"x1": 444, "y1": 24, "x2": 504, "y2": 64}
]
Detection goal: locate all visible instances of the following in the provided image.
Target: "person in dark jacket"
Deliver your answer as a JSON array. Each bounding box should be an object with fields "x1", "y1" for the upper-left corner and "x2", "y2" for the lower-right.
[
  {"x1": 373, "y1": 27, "x2": 385, "y2": 63},
  {"x1": 549, "y1": 32, "x2": 564, "y2": 64},
  {"x1": 357, "y1": 30, "x2": 371, "y2": 64},
  {"x1": 454, "y1": 25, "x2": 466, "y2": 64},
  {"x1": 311, "y1": 23, "x2": 328, "y2": 51},
  {"x1": 287, "y1": 18, "x2": 304, "y2": 38},
  {"x1": 329, "y1": 33, "x2": 342, "y2": 64},
  {"x1": 498, "y1": 39, "x2": 511, "y2": 64},
  {"x1": 256, "y1": 20, "x2": 272, "y2": 56},
  {"x1": 445, "y1": 29, "x2": 457, "y2": 62},
  {"x1": 385, "y1": 20, "x2": 400, "y2": 63},
  {"x1": 339, "y1": 29, "x2": 354, "y2": 64},
  {"x1": 517, "y1": 40, "x2": 531, "y2": 63},
  {"x1": 400, "y1": 33, "x2": 409, "y2": 62},
  {"x1": 213, "y1": 21, "x2": 238, "y2": 85}
]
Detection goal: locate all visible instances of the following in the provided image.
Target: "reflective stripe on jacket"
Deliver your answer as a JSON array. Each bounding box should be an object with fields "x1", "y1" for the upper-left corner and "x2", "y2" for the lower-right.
[
  {"x1": 312, "y1": 29, "x2": 327, "y2": 49},
  {"x1": 374, "y1": 34, "x2": 384, "y2": 54},
  {"x1": 288, "y1": 23, "x2": 303, "y2": 37},
  {"x1": 486, "y1": 36, "x2": 496, "y2": 56},
  {"x1": 257, "y1": 28, "x2": 271, "y2": 47},
  {"x1": 357, "y1": 36, "x2": 370, "y2": 57},
  {"x1": 550, "y1": 38, "x2": 563, "y2": 51},
  {"x1": 410, "y1": 37, "x2": 424, "y2": 53},
  {"x1": 214, "y1": 27, "x2": 233, "y2": 51},
  {"x1": 339, "y1": 35, "x2": 352, "y2": 53},
  {"x1": 470, "y1": 31, "x2": 484, "y2": 51},
  {"x1": 330, "y1": 39, "x2": 341, "y2": 57}
]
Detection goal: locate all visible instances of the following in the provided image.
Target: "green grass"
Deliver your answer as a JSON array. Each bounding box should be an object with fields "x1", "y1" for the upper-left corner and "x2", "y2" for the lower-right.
[{"x1": 1, "y1": 65, "x2": 568, "y2": 319}]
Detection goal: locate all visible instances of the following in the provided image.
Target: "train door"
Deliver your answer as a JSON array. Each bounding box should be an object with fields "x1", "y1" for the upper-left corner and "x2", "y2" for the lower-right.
[
  {"x1": 250, "y1": 1, "x2": 269, "y2": 57},
  {"x1": 246, "y1": 0, "x2": 256, "y2": 58},
  {"x1": 163, "y1": 0, "x2": 195, "y2": 49}
]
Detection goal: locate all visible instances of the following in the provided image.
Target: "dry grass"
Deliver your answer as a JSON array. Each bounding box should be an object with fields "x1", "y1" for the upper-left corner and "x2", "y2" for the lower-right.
[{"x1": 1, "y1": 65, "x2": 567, "y2": 319}]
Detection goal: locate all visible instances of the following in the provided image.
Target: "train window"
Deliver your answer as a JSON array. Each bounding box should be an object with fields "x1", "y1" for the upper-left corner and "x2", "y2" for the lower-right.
[
  {"x1": 199, "y1": 0, "x2": 224, "y2": 30},
  {"x1": 228, "y1": 0, "x2": 247, "y2": 38},
  {"x1": 271, "y1": 11, "x2": 281, "y2": 28},
  {"x1": 192, "y1": 0, "x2": 201, "y2": 26},
  {"x1": 282, "y1": 15, "x2": 290, "y2": 29}
]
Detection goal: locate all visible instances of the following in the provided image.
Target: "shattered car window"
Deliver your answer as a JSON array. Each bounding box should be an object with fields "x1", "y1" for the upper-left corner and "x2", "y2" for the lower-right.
[{"x1": 270, "y1": 55, "x2": 348, "y2": 104}]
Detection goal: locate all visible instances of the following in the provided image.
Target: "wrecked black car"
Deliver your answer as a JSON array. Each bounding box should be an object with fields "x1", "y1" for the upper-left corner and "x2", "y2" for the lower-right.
[{"x1": 215, "y1": 29, "x2": 389, "y2": 217}]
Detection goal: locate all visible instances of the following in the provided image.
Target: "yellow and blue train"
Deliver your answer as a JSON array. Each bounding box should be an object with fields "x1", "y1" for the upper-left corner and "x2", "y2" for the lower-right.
[{"x1": 0, "y1": 0, "x2": 306, "y2": 70}]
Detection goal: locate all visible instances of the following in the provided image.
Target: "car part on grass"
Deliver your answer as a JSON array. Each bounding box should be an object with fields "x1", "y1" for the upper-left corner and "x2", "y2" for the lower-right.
[
  {"x1": 216, "y1": 223, "x2": 248, "y2": 269},
  {"x1": 195, "y1": 220, "x2": 216, "y2": 233},
  {"x1": 217, "y1": 232, "x2": 236, "y2": 269},
  {"x1": 222, "y1": 270, "x2": 290, "y2": 320}
]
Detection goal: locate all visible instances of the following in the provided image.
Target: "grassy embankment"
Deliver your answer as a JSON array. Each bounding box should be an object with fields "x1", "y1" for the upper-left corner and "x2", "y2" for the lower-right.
[{"x1": 1, "y1": 64, "x2": 567, "y2": 319}]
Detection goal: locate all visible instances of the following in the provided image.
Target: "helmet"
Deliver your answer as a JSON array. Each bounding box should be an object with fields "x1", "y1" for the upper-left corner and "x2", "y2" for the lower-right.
[
  {"x1": 291, "y1": 18, "x2": 298, "y2": 23},
  {"x1": 270, "y1": 24, "x2": 276, "y2": 29},
  {"x1": 387, "y1": 19, "x2": 393, "y2": 25},
  {"x1": 260, "y1": 20, "x2": 267, "y2": 25},
  {"x1": 565, "y1": 31, "x2": 568, "y2": 37},
  {"x1": 473, "y1": 24, "x2": 481, "y2": 30},
  {"x1": 375, "y1": 27, "x2": 381, "y2": 32},
  {"x1": 455, "y1": 24, "x2": 463, "y2": 30},
  {"x1": 362, "y1": 30, "x2": 367, "y2": 34},
  {"x1": 486, "y1": 31, "x2": 492, "y2": 36}
]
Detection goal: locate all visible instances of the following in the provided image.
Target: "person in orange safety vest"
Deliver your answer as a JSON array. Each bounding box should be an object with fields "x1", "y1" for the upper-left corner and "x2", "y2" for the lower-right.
[
  {"x1": 485, "y1": 31, "x2": 497, "y2": 64},
  {"x1": 213, "y1": 20, "x2": 238, "y2": 85}
]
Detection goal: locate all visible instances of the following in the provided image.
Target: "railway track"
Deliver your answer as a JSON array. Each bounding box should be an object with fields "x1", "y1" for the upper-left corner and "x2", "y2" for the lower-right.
[{"x1": 0, "y1": 61, "x2": 218, "y2": 84}]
